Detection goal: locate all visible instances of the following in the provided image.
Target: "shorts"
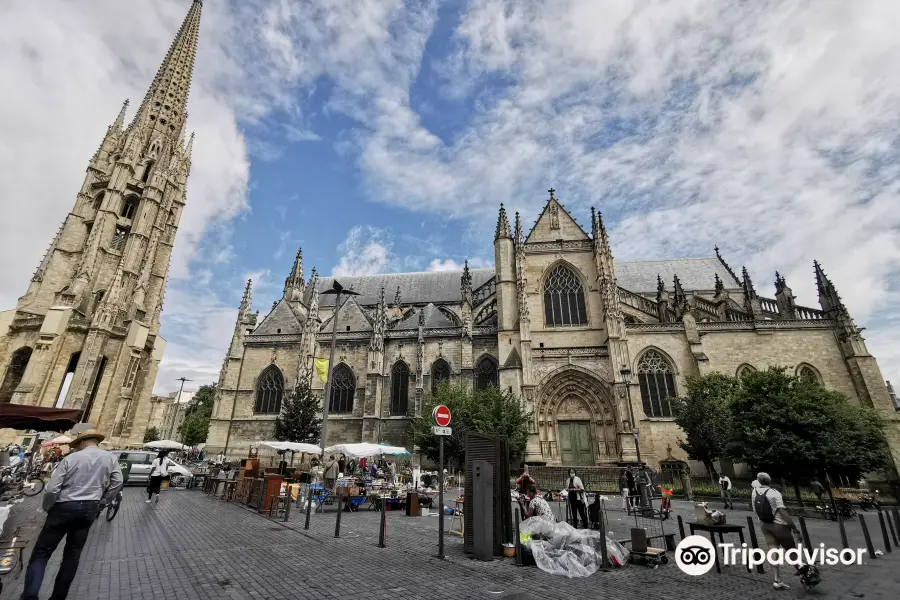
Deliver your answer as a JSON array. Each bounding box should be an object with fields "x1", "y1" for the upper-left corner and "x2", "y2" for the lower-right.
[{"x1": 761, "y1": 521, "x2": 796, "y2": 550}]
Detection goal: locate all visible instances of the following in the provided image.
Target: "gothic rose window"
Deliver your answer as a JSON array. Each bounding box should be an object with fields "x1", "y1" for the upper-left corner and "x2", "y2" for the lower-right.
[
  {"x1": 390, "y1": 362, "x2": 409, "y2": 415},
  {"x1": 637, "y1": 350, "x2": 676, "y2": 418},
  {"x1": 431, "y1": 358, "x2": 451, "y2": 393},
  {"x1": 329, "y1": 363, "x2": 355, "y2": 414},
  {"x1": 475, "y1": 355, "x2": 499, "y2": 391},
  {"x1": 254, "y1": 365, "x2": 284, "y2": 414},
  {"x1": 543, "y1": 264, "x2": 587, "y2": 327}
]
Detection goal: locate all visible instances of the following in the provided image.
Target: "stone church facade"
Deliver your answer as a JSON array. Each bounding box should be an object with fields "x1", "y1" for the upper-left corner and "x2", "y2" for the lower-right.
[
  {"x1": 0, "y1": 1, "x2": 203, "y2": 446},
  {"x1": 207, "y1": 191, "x2": 900, "y2": 472}
]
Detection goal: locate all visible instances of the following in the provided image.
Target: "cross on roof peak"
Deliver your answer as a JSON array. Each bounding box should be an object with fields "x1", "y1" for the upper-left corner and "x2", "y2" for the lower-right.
[{"x1": 548, "y1": 188, "x2": 556, "y2": 200}]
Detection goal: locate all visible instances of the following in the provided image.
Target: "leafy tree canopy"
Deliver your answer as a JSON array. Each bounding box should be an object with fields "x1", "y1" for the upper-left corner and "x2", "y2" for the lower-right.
[
  {"x1": 274, "y1": 378, "x2": 322, "y2": 444},
  {"x1": 671, "y1": 372, "x2": 740, "y2": 479},
  {"x1": 411, "y1": 383, "x2": 530, "y2": 468},
  {"x1": 178, "y1": 383, "x2": 216, "y2": 447},
  {"x1": 143, "y1": 426, "x2": 161, "y2": 443}
]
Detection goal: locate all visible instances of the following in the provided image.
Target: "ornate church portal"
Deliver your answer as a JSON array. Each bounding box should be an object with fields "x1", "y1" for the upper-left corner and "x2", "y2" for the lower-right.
[{"x1": 535, "y1": 367, "x2": 620, "y2": 465}]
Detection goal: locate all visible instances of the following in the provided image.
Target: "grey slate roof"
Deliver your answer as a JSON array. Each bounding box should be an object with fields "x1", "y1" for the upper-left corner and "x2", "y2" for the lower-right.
[
  {"x1": 394, "y1": 303, "x2": 461, "y2": 330},
  {"x1": 318, "y1": 269, "x2": 494, "y2": 307},
  {"x1": 616, "y1": 258, "x2": 741, "y2": 293}
]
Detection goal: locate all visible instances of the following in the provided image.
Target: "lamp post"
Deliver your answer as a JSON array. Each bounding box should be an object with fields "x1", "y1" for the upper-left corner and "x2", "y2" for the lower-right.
[
  {"x1": 175, "y1": 377, "x2": 192, "y2": 447},
  {"x1": 619, "y1": 366, "x2": 641, "y2": 464},
  {"x1": 318, "y1": 281, "x2": 360, "y2": 458}
]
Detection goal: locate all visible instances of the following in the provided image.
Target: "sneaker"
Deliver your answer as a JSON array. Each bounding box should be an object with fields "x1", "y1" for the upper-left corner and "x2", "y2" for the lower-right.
[
  {"x1": 154, "y1": 495, "x2": 159, "y2": 504},
  {"x1": 773, "y1": 581, "x2": 790, "y2": 591},
  {"x1": 145, "y1": 500, "x2": 152, "y2": 503}
]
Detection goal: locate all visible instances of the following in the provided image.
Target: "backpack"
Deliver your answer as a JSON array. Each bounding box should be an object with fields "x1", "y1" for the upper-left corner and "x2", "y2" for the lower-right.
[{"x1": 754, "y1": 489, "x2": 776, "y2": 523}]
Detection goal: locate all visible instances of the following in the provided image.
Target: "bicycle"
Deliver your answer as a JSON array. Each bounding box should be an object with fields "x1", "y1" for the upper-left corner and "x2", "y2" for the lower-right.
[
  {"x1": 0, "y1": 464, "x2": 44, "y2": 500},
  {"x1": 100, "y1": 490, "x2": 122, "y2": 522}
]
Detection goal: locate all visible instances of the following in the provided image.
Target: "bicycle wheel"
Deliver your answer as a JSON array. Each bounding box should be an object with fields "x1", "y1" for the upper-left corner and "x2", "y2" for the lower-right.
[
  {"x1": 105, "y1": 498, "x2": 120, "y2": 522},
  {"x1": 22, "y1": 478, "x2": 44, "y2": 496}
]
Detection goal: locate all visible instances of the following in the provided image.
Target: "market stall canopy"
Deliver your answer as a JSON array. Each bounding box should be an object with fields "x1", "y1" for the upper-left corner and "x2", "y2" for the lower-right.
[
  {"x1": 256, "y1": 441, "x2": 322, "y2": 454},
  {"x1": 143, "y1": 440, "x2": 188, "y2": 451},
  {"x1": 324, "y1": 443, "x2": 383, "y2": 458},
  {"x1": 0, "y1": 404, "x2": 81, "y2": 432},
  {"x1": 377, "y1": 444, "x2": 411, "y2": 456}
]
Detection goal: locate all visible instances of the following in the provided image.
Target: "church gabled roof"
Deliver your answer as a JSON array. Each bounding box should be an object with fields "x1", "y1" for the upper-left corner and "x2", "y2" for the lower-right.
[
  {"x1": 616, "y1": 258, "x2": 739, "y2": 294},
  {"x1": 393, "y1": 303, "x2": 460, "y2": 330},
  {"x1": 317, "y1": 269, "x2": 494, "y2": 307},
  {"x1": 318, "y1": 297, "x2": 373, "y2": 333},
  {"x1": 524, "y1": 189, "x2": 590, "y2": 243},
  {"x1": 252, "y1": 298, "x2": 304, "y2": 335}
]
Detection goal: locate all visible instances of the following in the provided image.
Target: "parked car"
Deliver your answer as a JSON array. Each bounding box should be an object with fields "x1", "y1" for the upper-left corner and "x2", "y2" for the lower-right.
[{"x1": 110, "y1": 451, "x2": 192, "y2": 486}]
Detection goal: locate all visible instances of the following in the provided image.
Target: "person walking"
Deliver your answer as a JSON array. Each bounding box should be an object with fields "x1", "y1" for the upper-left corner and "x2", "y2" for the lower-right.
[
  {"x1": 20, "y1": 428, "x2": 122, "y2": 600},
  {"x1": 146, "y1": 450, "x2": 170, "y2": 503},
  {"x1": 566, "y1": 469, "x2": 588, "y2": 528},
  {"x1": 719, "y1": 474, "x2": 733, "y2": 509},
  {"x1": 324, "y1": 455, "x2": 338, "y2": 490},
  {"x1": 624, "y1": 468, "x2": 637, "y2": 510},
  {"x1": 618, "y1": 470, "x2": 630, "y2": 511},
  {"x1": 751, "y1": 472, "x2": 802, "y2": 591},
  {"x1": 809, "y1": 477, "x2": 826, "y2": 504}
]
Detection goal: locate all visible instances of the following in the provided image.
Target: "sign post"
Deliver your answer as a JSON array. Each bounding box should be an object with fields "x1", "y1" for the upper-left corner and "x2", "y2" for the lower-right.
[{"x1": 432, "y1": 405, "x2": 452, "y2": 559}]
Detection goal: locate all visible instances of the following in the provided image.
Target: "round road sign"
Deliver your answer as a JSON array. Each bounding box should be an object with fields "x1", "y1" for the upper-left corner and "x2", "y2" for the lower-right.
[{"x1": 432, "y1": 405, "x2": 452, "y2": 427}]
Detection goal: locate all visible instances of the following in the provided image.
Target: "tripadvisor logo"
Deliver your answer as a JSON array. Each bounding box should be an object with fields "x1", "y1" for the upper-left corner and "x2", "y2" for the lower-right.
[{"x1": 675, "y1": 535, "x2": 866, "y2": 576}]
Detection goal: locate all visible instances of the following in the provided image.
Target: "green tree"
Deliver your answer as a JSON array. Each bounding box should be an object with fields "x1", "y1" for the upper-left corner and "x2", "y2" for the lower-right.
[
  {"x1": 274, "y1": 379, "x2": 322, "y2": 443},
  {"x1": 725, "y1": 368, "x2": 891, "y2": 489},
  {"x1": 411, "y1": 383, "x2": 530, "y2": 468},
  {"x1": 143, "y1": 426, "x2": 161, "y2": 443},
  {"x1": 178, "y1": 383, "x2": 216, "y2": 447},
  {"x1": 671, "y1": 373, "x2": 740, "y2": 480}
]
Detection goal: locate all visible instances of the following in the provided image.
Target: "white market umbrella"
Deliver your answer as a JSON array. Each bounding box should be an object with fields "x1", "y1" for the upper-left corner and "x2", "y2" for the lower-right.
[
  {"x1": 256, "y1": 441, "x2": 322, "y2": 454},
  {"x1": 143, "y1": 440, "x2": 188, "y2": 451},
  {"x1": 324, "y1": 443, "x2": 384, "y2": 459},
  {"x1": 376, "y1": 444, "x2": 411, "y2": 457}
]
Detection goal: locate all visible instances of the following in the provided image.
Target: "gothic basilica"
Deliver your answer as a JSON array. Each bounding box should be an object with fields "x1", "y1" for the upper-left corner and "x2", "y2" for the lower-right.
[{"x1": 206, "y1": 192, "x2": 900, "y2": 471}]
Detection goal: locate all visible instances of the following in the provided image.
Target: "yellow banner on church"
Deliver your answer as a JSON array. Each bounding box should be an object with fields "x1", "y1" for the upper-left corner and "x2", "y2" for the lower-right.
[{"x1": 314, "y1": 358, "x2": 330, "y2": 384}]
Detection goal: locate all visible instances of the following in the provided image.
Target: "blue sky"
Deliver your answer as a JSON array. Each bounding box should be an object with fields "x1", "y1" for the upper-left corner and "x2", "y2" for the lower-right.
[{"x1": 1, "y1": 0, "x2": 899, "y2": 393}]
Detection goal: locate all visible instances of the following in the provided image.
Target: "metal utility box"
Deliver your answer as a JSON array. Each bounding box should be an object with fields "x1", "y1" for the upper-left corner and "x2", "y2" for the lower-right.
[{"x1": 473, "y1": 460, "x2": 494, "y2": 561}]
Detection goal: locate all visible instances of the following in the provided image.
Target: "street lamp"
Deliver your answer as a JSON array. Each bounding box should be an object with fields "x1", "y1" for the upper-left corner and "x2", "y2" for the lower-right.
[
  {"x1": 175, "y1": 377, "x2": 192, "y2": 448},
  {"x1": 318, "y1": 281, "x2": 360, "y2": 457},
  {"x1": 619, "y1": 366, "x2": 642, "y2": 465}
]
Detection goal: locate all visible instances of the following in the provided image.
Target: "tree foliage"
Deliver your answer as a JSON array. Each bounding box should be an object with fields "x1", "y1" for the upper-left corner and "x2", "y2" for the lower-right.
[
  {"x1": 724, "y1": 368, "x2": 891, "y2": 480},
  {"x1": 671, "y1": 373, "x2": 740, "y2": 479},
  {"x1": 274, "y1": 378, "x2": 322, "y2": 444},
  {"x1": 411, "y1": 383, "x2": 530, "y2": 468},
  {"x1": 178, "y1": 383, "x2": 216, "y2": 447},
  {"x1": 143, "y1": 426, "x2": 161, "y2": 443}
]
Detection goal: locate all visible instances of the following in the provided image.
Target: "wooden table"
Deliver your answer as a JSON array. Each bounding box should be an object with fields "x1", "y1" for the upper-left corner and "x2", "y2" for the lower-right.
[{"x1": 687, "y1": 522, "x2": 748, "y2": 573}]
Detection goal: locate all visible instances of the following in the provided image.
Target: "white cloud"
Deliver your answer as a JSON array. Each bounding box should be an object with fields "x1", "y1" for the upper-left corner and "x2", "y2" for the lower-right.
[
  {"x1": 332, "y1": 226, "x2": 394, "y2": 277},
  {"x1": 427, "y1": 259, "x2": 465, "y2": 272}
]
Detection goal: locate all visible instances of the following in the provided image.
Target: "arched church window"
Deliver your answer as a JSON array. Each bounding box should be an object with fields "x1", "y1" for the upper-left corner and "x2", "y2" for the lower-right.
[
  {"x1": 329, "y1": 364, "x2": 355, "y2": 414},
  {"x1": 736, "y1": 364, "x2": 757, "y2": 379},
  {"x1": 543, "y1": 264, "x2": 587, "y2": 327},
  {"x1": 0, "y1": 347, "x2": 33, "y2": 403},
  {"x1": 141, "y1": 161, "x2": 154, "y2": 183},
  {"x1": 93, "y1": 192, "x2": 105, "y2": 212},
  {"x1": 390, "y1": 362, "x2": 409, "y2": 415},
  {"x1": 121, "y1": 196, "x2": 139, "y2": 220},
  {"x1": 796, "y1": 364, "x2": 820, "y2": 385},
  {"x1": 637, "y1": 350, "x2": 676, "y2": 418},
  {"x1": 254, "y1": 365, "x2": 284, "y2": 414},
  {"x1": 431, "y1": 358, "x2": 451, "y2": 393},
  {"x1": 110, "y1": 226, "x2": 129, "y2": 251},
  {"x1": 475, "y1": 355, "x2": 499, "y2": 391}
]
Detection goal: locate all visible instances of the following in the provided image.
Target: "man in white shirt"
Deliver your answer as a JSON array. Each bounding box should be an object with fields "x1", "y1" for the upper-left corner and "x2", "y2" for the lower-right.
[
  {"x1": 566, "y1": 469, "x2": 588, "y2": 528},
  {"x1": 22, "y1": 429, "x2": 122, "y2": 600},
  {"x1": 751, "y1": 472, "x2": 800, "y2": 591},
  {"x1": 718, "y1": 474, "x2": 733, "y2": 509}
]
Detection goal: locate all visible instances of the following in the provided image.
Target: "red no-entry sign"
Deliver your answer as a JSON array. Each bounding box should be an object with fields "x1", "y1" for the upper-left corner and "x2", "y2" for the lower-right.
[{"x1": 432, "y1": 405, "x2": 452, "y2": 427}]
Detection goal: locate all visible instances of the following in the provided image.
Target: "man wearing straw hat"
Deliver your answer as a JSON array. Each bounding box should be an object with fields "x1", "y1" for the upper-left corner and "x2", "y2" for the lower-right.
[{"x1": 20, "y1": 428, "x2": 122, "y2": 600}]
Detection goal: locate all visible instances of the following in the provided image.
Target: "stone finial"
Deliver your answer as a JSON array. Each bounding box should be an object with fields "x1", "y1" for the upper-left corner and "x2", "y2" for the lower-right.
[
  {"x1": 394, "y1": 285, "x2": 402, "y2": 306},
  {"x1": 514, "y1": 212, "x2": 524, "y2": 246},
  {"x1": 548, "y1": 188, "x2": 556, "y2": 200},
  {"x1": 714, "y1": 273, "x2": 725, "y2": 296},
  {"x1": 495, "y1": 204, "x2": 511, "y2": 241}
]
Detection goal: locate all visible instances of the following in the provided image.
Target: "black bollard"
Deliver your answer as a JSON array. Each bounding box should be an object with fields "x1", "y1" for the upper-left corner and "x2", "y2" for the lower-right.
[
  {"x1": 599, "y1": 511, "x2": 609, "y2": 570},
  {"x1": 838, "y1": 515, "x2": 850, "y2": 550},
  {"x1": 859, "y1": 514, "x2": 877, "y2": 559},
  {"x1": 799, "y1": 516, "x2": 812, "y2": 550},
  {"x1": 334, "y1": 487, "x2": 344, "y2": 538},
  {"x1": 745, "y1": 516, "x2": 765, "y2": 574},
  {"x1": 677, "y1": 514, "x2": 686, "y2": 540},
  {"x1": 515, "y1": 509, "x2": 523, "y2": 567},
  {"x1": 303, "y1": 485, "x2": 314, "y2": 530},
  {"x1": 283, "y1": 488, "x2": 292, "y2": 523},
  {"x1": 888, "y1": 509, "x2": 900, "y2": 547},
  {"x1": 378, "y1": 498, "x2": 388, "y2": 548},
  {"x1": 877, "y1": 510, "x2": 892, "y2": 553}
]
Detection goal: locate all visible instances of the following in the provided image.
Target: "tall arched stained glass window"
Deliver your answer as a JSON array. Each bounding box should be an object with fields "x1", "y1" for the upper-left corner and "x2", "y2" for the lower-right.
[
  {"x1": 431, "y1": 358, "x2": 451, "y2": 394},
  {"x1": 390, "y1": 362, "x2": 409, "y2": 415},
  {"x1": 475, "y1": 356, "x2": 499, "y2": 391},
  {"x1": 254, "y1": 365, "x2": 284, "y2": 414},
  {"x1": 543, "y1": 264, "x2": 587, "y2": 327},
  {"x1": 797, "y1": 364, "x2": 820, "y2": 385},
  {"x1": 329, "y1": 363, "x2": 355, "y2": 413},
  {"x1": 636, "y1": 350, "x2": 676, "y2": 418}
]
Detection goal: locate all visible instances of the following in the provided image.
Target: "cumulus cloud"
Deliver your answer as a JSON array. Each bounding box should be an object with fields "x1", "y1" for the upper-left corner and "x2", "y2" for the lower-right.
[
  {"x1": 427, "y1": 257, "x2": 493, "y2": 272},
  {"x1": 332, "y1": 226, "x2": 394, "y2": 277}
]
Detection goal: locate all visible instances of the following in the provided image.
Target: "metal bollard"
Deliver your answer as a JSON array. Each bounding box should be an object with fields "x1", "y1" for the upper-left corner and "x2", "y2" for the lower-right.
[
  {"x1": 859, "y1": 514, "x2": 877, "y2": 559},
  {"x1": 745, "y1": 516, "x2": 765, "y2": 574},
  {"x1": 837, "y1": 515, "x2": 850, "y2": 550},
  {"x1": 515, "y1": 509, "x2": 523, "y2": 567},
  {"x1": 283, "y1": 489, "x2": 292, "y2": 522},
  {"x1": 334, "y1": 488, "x2": 344, "y2": 538},
  {"x1": 799, "y1": 516, "x2": 812, "y2": 550},
  {"x1": 677, "y1": 514, "x2": 686, "y2": 540},
  {"x1": 599, "y1": 510, "x2": 610, "y2": 570},
  {"x1": 303, "y1": 485, "x2": 314, "y2": 530},
  {"x1": 378, "y1": 499, "x2": 388, "y2": 548},
  {"x1": 888, "y1": 509, "x2": 900, "y2": 547},
  {"x1": 877, "y1": 510, "x2": 892, "y2": 553}
]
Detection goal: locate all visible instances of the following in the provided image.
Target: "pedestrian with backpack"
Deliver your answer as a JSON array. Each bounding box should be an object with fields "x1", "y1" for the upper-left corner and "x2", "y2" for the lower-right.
[{"x1": 751, "y1": 472, "x2": 802, "y2": 591}]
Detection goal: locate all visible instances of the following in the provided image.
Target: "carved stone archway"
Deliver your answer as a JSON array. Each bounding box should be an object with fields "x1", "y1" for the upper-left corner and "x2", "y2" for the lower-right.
[{"x1": 535, "y1": 366, "x2": 619, "y2": 464}]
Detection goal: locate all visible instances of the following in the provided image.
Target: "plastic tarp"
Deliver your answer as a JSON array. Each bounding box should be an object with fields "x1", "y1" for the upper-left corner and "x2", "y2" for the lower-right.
[
  {"x1": 143, "y1": 440, "x2": 187, "y2": 450},
  {"x1": 256, "y1": 441, "x2": 322, "y2": 454},
  {"x1": 519, "y1": 517, "x2": 621, "y2": 578}
]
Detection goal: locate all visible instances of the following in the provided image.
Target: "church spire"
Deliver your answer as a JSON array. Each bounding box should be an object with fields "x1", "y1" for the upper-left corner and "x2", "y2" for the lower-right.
[
  {"x1": 514, "y1": 212, "x2": 524, "y2": 246},
  {"x1": 495, "y1": 204, "x2": 511, "y2": 240},
  {"x1": 283, "y1": 248, "x2": 303, "y2": 300},
  {"x1": 239, "y1": 278, "x2": 253, "y2": 316},
  {"x1": 814, "y1": 260, "x2": 846, "y2": 315},
  {"x1": 113, "y1": 99, "x2": 129, "y2": 131},
  {"x1": 129, "y1": 0, "x2": 203, "y2": 140}
]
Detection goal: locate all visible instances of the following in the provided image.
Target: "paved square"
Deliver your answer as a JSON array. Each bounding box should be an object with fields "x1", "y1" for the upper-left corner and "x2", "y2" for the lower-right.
[{"x1": 1, "y1": 489, "x2": 899, "y2": 599}]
